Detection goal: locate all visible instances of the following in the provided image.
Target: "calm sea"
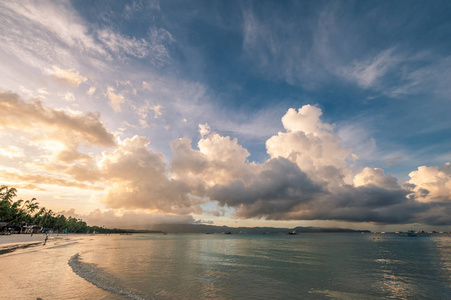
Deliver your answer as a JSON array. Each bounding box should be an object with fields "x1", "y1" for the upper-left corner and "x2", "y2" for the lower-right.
[{"x1": 1, "y1": 233, "x2": 451, "y2": 299}]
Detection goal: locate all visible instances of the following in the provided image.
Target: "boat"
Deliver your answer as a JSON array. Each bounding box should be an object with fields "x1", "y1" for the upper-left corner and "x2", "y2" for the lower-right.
[
  {"x1": 407, "y1": 230, "x2": 417, "y2": 237},
  {"x1": 288, "y1": 229, "x2": 297, "y2": 235}
]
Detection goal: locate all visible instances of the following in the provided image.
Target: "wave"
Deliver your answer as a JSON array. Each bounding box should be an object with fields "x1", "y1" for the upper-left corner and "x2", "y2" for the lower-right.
[{"x1": 68, "y1": 253, "x2": 153, "y2": 300}]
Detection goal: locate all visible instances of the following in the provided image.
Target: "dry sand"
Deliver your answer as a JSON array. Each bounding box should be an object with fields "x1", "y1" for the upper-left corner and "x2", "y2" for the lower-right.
[
  {"x1": 0, "y1": 233, "x2": 79, "y2": 255},
  {"x1": 0, "y1": 233, "x2": 54, "y2": 246}
]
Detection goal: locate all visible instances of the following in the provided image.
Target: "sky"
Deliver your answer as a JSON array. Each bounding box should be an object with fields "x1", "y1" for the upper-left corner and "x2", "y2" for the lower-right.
[{"x1": 1, "y1": 0, "x2": 451, "y2": 231}]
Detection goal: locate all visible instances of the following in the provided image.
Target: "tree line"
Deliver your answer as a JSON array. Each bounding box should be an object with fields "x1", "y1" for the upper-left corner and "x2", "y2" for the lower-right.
[{"x1": 0, "y1": 185, "x2": 131, "y2": 234}]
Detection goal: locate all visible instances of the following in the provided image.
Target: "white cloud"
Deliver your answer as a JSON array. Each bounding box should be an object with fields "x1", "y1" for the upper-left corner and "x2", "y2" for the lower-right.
[
  {"x1": 97, "y1": 136, "x2": 201, "y2": 214},
  {"x1": 0, "y1": 0, "x2": 173, "y2": 100},
  {"x1": 198, "y1": 123, "x2": 211, "y2": 137},
  {"x1": 48, "y1": 65, "x2": 88, "y2": 87},
  {"x1": 151, "y1": 104, "x2": 162, "y2": 118},
  {"x1": 63, "y1": 92, "x2": 76, "y2": 102},
  {"x1": 97, "y1": 27, "x2": 172, "y2": 64},
  {"x1": 266, "y1": 105, "x2": 353, "y2": 186},
  {"x1": 179, "y1": 106, "x2": 449, "y2": 224},
  {"x1": 142, "y1": 81, "x2": 152, "y2": 90},
  {"x1": 354, "y1": 167, "x2": 400, "y2": 189},
  {"x1": 86, "y1": 86, "x2": 96, "y2": 96},
  {"x1": 171, "y1": 130, "x2": 253, "y2": 188},
  {"x1": 136, "y1": 102, "x2": 162, "y2": 118},
  {"x1": 390, "y1": 55, "x2": 451, "y2": 97},
  {"x1": 0, "y1": 91, "x2": 115, "y2": 166},
  {"x1": 37, "y1": 88, "x2": 49, "y2": 97},
  {"x1": 18, "y1": 86, "x2": 49, "y2": 100},
  {"x1": 2, "y1": 92, "x2": 451, "y2": 224},
  {"x1": 106, "y1": 86, "x2": 125, "y2": 112},
  {"x1": 1, "y1": 1, "x2": 106, "y2": 57},
  {"x1": 131, "y1": 101, "x2": 163, "y2": 126},
  {"x1": 0, "y1": 145, "x2": 24, "y2": 158},
  {"x1": 281, "y1": 105, "x2": 333, "y2": 134},
  {"x1": 0, "y1": 92, "x2": 115, "y2": 147},
  {"x1": 139, "y1": 119, "x2": 149, "y2": 128},
  {"x1": 408, "y1": 163, "x2": 451, "y2": 202},
  {"x1": 342, "y1": 48, "x2": 398, "y2": 89}
]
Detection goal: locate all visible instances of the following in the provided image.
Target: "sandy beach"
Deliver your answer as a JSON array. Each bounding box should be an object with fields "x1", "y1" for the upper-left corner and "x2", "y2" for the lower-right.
[
  {"x1": 0, "y1": 234, "x2": 119, "y2": 299},
  {"x1": 0, "y1": 233, "x2": 55, "y2": 246},
  {"x1": 0, "y1": 233, "x2": 74, "y2": 256}
]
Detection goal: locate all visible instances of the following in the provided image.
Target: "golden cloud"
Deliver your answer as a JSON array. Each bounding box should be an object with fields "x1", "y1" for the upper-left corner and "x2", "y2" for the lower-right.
[
  {"x1": 0, "y1": 91, "x2": 115, "y2": 148},
  {"x1": 48, "y1": 65, "x2": 88, "y2": 87}
]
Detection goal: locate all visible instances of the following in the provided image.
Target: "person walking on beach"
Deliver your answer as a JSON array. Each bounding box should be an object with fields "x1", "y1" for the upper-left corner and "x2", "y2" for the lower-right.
[{"x1": 43, "y1": 233, "x2": 49, "y2": 245}]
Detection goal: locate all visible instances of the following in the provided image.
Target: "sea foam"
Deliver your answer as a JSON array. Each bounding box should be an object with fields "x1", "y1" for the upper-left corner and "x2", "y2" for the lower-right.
[{"x1": 69, "y1": 253, "x2": 153, "y2": 300}]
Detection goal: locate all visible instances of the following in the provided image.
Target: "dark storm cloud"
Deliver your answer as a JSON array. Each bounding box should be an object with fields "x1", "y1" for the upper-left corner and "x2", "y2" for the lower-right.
[{"x1": 207, "y1": 160, "x2": 450, "y2": 225}]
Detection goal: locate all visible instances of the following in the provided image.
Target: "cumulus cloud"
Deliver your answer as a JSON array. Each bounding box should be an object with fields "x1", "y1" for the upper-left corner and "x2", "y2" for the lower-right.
[
  {"x1": 281, "y1": 105, "x2": 333, "y2": 134},
  {"x1": 408, "y1": 163, "x2": 451, "y2": 202},
  {"x1": 209, "y1": 158, "x2": 324, "y2": 219},
  {"x1": 291, "y1": 185, "x2": 418, "y2": 224},
  {"x1": 266, "y1": 105, "x2": 353, "y2": 187},
  {"x1": 205, "y1": 159, "x2": 420, "y2": 224},
  {"x1": 190, "y1": 116, "x2": 414, "y2": 223},
  {"x1": 97, "y1": 136, "x2": 200, "y2": 214},
  {"x1": 171, "y1": 129, "x2": 253, "y2": 188},
  {"x1": 354, "y1": 167, "x2": 400, "y2": 189},
  {"x1": 53, "y1": 103, "x2": 451, "y2": 225},
  {"x1": 179, "y1": 105, "x2": 451, "y2": 225},
  {"x1": 198, "y1": 123, "x2": 211, "y2": 137},
  {"x1": 2, "y1": 92, "x2": 451, "y2": 225},
  {"x1": 48, "y1": 65, "x2": 88, "y2": 87}
]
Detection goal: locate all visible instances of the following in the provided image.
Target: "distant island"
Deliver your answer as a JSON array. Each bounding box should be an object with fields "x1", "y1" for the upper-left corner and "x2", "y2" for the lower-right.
[{"x1": 142, "y1": 223, "x2": 371, "y2": 234}]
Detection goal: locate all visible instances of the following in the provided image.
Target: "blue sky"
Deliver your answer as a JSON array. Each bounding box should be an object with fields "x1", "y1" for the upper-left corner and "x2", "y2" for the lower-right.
[
  {"x1": 79, "y1": 0, "x2": 451, "y2": 172},
  {"x1": 1, "y1": 0, "x2": 451, "y2": 230}
]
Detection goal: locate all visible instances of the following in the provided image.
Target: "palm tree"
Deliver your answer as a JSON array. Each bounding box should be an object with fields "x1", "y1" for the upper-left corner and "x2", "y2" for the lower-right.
[
  {"x1": 0, "y1": 185, "x2": 17, "y2": 202},
  {"x1": 0, "y1": 185, "x2": 17, "y2": 222}
]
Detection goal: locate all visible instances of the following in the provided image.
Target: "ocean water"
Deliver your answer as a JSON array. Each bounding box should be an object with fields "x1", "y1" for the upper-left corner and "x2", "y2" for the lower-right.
[{"x1": 1, "y1": 233, "x2": 451, "y2": 299}]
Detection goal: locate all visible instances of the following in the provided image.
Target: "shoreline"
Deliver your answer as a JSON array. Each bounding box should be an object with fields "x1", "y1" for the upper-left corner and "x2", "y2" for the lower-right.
[
  {"x1": 0, "y1": 233, "x2": 71, "y2": 255},
  {"x1": 0, "y1": 233, "x2": 117, "y2": 299},
  {"x1": 0, "y1": 241, "x2": 43, "y2": 255}
]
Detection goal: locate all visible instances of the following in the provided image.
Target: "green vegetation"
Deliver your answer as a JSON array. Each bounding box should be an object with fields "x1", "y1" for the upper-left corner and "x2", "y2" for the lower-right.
[{"x1": 0, "y1": 185, "x2": 131, "y2": 234}]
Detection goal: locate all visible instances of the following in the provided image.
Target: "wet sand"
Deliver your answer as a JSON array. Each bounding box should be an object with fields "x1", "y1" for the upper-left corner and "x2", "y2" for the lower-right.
[{"x1": 0, "y1": 234, "x2": 119, "y2": 299}]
